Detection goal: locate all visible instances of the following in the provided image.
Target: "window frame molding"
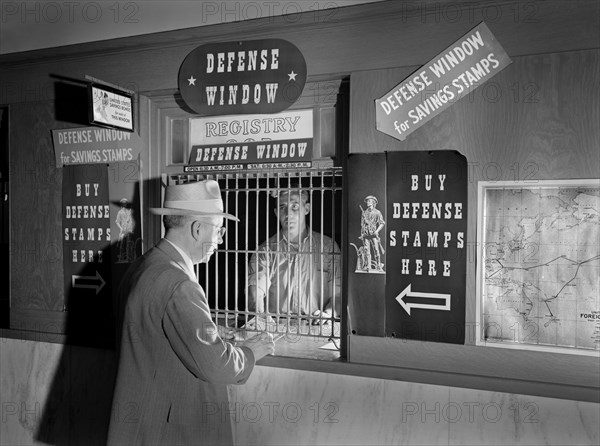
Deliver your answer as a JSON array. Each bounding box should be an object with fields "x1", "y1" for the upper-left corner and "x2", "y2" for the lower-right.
[{"x1": 145, "y1": 80, "x2": 347, "y2": 359}]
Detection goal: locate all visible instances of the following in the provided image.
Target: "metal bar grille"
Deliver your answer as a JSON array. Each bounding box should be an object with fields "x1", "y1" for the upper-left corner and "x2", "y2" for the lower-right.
[{"x1": 168, "y1": 168, "x2": 342, "y2": 343}]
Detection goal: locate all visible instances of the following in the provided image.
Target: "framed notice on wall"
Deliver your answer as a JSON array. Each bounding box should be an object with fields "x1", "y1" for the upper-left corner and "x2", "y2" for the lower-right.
[
  {"x1": 476, "y1": 179, "x2": 600, "y2": 356},
  {"x1": 88, "y1": 82, "x2": 134, "y2": 132}
]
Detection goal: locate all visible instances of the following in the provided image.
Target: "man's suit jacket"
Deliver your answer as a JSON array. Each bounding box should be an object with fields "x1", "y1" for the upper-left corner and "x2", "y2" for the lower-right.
[{"x1": 108, "y1": 239, "x2": 255, "y2": 445}]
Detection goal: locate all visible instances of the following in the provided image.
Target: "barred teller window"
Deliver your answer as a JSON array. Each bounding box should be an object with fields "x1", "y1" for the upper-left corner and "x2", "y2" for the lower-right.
[{"x1": 168, "y1": 168, "x2": 343, "y2": 357}]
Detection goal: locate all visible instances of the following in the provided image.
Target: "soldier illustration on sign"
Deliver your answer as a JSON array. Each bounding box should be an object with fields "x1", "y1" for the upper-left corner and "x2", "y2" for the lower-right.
[
  {"x1": 95, "y1": 91, "x2": 109, "y2": 122},
  {"x1": 115, "y1": 198, "x2": 136, "y2": 263},
  {"x1": 351, "y1": 195, "x2": 385, "y2": 273}
]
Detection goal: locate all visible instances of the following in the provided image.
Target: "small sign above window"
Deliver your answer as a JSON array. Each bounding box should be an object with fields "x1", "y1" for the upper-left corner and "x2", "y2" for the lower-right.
[{"x1": 185, "y1": 109, "x2": 313, "y2": 172}]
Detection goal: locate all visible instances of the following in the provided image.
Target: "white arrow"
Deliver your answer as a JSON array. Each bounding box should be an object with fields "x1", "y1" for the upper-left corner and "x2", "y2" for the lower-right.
[
  {"x1": 395, "y1": 284, "x2": 451, "y2": 316},
  {"x1": 72, "y1": 271, "x2": 106, "y2": 295}
]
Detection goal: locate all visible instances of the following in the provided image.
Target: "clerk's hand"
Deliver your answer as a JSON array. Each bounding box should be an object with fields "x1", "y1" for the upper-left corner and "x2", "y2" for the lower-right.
[{"x1": 311, "y1": 309, "x2": 332, "y2": 325}]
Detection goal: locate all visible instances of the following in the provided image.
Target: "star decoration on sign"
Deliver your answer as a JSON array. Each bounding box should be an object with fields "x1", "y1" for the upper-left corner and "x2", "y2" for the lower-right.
[
  {"x1": 187, "y1": 76, "x2": 196, "y2": 86},
  {"x1": 288, "y1": 71, "x2": 297, "y2": 81}
]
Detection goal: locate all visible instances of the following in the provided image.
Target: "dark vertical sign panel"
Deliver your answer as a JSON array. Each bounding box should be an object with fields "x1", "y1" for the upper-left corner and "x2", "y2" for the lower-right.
[
  {"x1": 62, "y1": 164, "x2": 113, "y2": 342},
  {"x1": 385, "y1": 151, "x2": 467, "y2": 344},
  {"x1": 62, "y1": 162, "x2": 142, "y2": 345},
  {"x1": 347, "y1": 153, "x2": 387, "y2": 336}
]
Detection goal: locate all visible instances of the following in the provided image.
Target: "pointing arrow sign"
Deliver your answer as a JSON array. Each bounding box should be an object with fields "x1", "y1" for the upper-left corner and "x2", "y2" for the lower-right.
[
  {"x1": 72, "y1": 271, "x2": 106, "y2": 295},
  {"x1": 395, "y1": 284, "x2": 451, "y2": 316}
]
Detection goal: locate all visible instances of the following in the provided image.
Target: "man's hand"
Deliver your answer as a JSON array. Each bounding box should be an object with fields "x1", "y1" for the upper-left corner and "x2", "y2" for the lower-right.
[
  {"x1": 216, "y1": 325, "x2": 237, "y2": 341},
  {"x1": 240, "y1": 331, "x2": 275, "y2": 361}
]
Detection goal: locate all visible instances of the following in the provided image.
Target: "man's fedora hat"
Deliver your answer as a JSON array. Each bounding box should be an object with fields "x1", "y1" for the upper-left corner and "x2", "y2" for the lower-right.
[{"x1": 150, "y1": 180, "x2": 239, "y2": 221}]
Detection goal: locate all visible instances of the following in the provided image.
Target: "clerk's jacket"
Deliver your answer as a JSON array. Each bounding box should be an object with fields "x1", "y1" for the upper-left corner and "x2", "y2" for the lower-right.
[{"x1": 108, "y1": 239, "x2": 255, "y2": 446}]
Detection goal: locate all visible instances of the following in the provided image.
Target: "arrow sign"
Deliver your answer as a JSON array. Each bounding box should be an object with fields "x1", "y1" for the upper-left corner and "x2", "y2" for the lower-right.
[
  {"x1": 395, "y1": 284, "x2": 451, "y2": 316},
  {"x1": 72, "y1": 271, "x2": 106, "y2": 295},
  {"x1": 375, "y1": 22, "x2": 511, "y2": 141}
]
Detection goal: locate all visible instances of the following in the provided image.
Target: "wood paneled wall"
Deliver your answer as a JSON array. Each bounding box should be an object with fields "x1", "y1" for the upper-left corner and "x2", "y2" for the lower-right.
[
  {"x1": 0, "y1": 0, "x2": 598, "y2": 399},
  {"x1": 347, "y1": 49, "x2": 600, "y2": 401},
  {"x1": 9, "y1": 103, "x2": 65, "y2": 317}
]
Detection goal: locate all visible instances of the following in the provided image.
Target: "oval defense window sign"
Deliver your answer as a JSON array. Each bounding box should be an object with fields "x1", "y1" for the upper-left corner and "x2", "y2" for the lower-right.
[{"x1": 178, "y1": 39, "x2": 307, "y2": 116}]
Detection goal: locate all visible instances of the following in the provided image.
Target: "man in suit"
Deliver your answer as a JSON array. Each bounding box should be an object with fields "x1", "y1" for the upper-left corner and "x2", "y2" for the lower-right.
[{"x1": 108, "y1": 180, "x2": 274, "y2": 445}]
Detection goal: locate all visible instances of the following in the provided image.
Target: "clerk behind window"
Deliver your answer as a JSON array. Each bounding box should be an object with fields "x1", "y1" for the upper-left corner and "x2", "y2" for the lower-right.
[{"x1": 248, "y1": 187, "x2": 341, "y2": 321}]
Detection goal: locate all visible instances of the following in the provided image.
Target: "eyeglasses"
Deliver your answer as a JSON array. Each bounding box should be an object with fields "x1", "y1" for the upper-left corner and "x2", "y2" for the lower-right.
[{"x1": 202, "y1": 223, "x2": 226, "y2": 238}]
